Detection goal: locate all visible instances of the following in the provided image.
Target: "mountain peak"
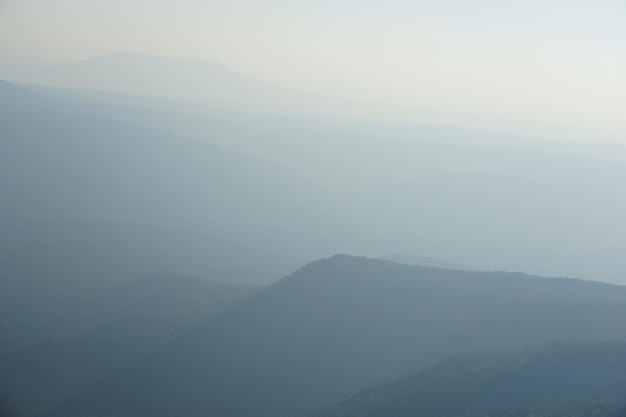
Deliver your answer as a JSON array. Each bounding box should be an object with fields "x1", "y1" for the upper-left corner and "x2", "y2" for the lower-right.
[
  {"x1": 92, "y1": 50, "x2": 224, "y2": 67},
  {"x1": 25, "y1": 50, "x2": 289, "y2": 105},
  {"x1": 102, "y1": 50, "x2": 153, "y2": 60}
]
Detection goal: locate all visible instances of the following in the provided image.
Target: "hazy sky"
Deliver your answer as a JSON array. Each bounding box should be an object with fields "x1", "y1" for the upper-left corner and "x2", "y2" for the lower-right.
[{"x1": 1, "y1": 0, "x2": 625, "y2": 139}]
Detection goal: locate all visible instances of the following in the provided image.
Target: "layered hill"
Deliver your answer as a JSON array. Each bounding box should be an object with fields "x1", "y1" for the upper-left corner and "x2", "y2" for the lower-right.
[
  {"x1": 50, "y1": 255, "x2": 626, "y2": 417},
  {"x1": 309, "y1": 342, "x2": 626, "y2": 417},
  {"x1": 0, "y1": 79, "x2": 361, "y2": 286},
  {"x1": 14, "y1": 51, "x2": 318, "y2": 114},
  {"x1": 0, "y1": 79, "x2": 311, "y2": 227},
  {"x1": 0, "y1": 272, "x2": 258, "y2": 417},
  {"x1": 10, "y1": 79, "x2": 626, "y2": 283},
  {"x1": 0, "y1": 79, "x2": 363, "y2": 416}
]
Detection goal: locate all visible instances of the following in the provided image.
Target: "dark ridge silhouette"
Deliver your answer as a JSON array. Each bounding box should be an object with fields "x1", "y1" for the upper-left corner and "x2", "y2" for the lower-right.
[
  {"x1": 308, "y1": 342, "x2": 626, "y2": 417},
  {"x1": 49, "y1": 255, "x2": 626, "y2": 417},
  {"x1": 0, "y1": 273, "x2": 258, "y2": 416}
]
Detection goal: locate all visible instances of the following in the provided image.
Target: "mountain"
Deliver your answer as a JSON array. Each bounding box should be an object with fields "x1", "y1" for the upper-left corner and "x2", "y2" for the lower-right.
[
  {"x1": 15, "y1": 51, "x2": 319, "y2": 114},
  {"x1": 0, "y1": 82, "x2": 307, "y2": 226},
  {"x1": 11, "y1": 80, "x2": 626, "y2": 283},
  {"x1": 0, "y1": 80, "x2": 366, "y2": 287},
  {"x1": 308, "y1": 342, "x2": 626, "y2": 417},
  {"x1": 0, "y1": 84, "x2": 390, "y2": 417},
  {"x1": 0, "y1": 273, "x2": 258, "y2": 417},
  {"x1": 49, "y1": 255, "x2": 626, "y2": 417},
  {"x1": 0, "y1": 79, "x2": 58, "y2": 112}
]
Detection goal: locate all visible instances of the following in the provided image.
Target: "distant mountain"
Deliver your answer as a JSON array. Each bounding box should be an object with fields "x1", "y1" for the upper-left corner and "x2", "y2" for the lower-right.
[
  {"x1": 11, "y1": 80, "x2": 626, "y2": 283},
  {"x1": 308, "y1": 342, "x2": 626, "y2": 417},
  {"x1": 50, "y1": 255, "x2": 626, "y2": 417},
  {"x1": 0, "y1": 78, "x2": 28, "y2": 99},
  {"x1": 0, "y1": 80, "x2": 307, "y2": 226},
  {"x1": 15, "y1": 51, "x2": 319, "y2": 114},
  {"x1": 0, "y1": 79, "x2": 56, "y2": 111},
  {"x1": 0, "y1": 80, "x2": 363, "y2": 285}
]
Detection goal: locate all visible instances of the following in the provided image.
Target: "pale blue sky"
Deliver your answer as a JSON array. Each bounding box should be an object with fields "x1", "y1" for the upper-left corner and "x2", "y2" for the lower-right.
[{"x1": 1, "y1": 0, "x2": 625, "y2": 139}]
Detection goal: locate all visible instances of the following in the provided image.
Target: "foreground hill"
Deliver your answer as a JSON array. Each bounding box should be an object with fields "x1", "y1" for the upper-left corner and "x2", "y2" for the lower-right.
[
  {"x1": 51, "y1": 256, "x2": 626, "y2": 417},
  {"x1": 309, "y1": 342, "x2": 626, "y2": 417},
  {"x1": 0, "y1": 273, "x2": 258, "y2": 417}
]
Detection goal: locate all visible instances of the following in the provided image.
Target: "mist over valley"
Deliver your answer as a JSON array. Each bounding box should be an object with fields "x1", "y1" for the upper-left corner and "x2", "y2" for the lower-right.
[{"x1": 1, "y1": 2, "x2": 626, "y2": 416}]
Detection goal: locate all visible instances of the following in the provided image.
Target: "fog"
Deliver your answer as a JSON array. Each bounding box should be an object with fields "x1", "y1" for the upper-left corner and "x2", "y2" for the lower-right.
[
  {"x1": 2, "y1": 2, "x2": 626, "y2": 417},
  {"x1": 2, "y1": 0, "x2": 626, "y2": 139}
]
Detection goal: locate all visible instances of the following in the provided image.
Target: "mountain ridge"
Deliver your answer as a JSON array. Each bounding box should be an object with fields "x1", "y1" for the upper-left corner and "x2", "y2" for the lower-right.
[
  {"x1": 48, "y1": 255, "x2": 626, "y2": 417},
  {"x1": 308, "y1": 342, "x2": 626, "y2": 417},
  {"x1": 14, "y1": 51, "x2": 316, "y2": 114},
  {"x1": 0, "y1": 80, "x2": 355, "y2": 284}
]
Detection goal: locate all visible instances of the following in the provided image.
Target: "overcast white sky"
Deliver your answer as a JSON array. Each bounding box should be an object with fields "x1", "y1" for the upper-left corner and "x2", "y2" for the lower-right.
[{"x1": 1, "y1": 0, "x2": 625, "y2": 140}]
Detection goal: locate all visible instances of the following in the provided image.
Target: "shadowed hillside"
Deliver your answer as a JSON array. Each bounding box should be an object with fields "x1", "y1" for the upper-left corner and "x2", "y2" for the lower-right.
[
  {"x1": 0, "y1": 273, "x2": 258, "y2": 417},
  {"x1": 308, "y1": 342, "x2": 626, "y2": 417},
  {"x1": 49, "y1": 255, "x2": 626, "y2": 417}
]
